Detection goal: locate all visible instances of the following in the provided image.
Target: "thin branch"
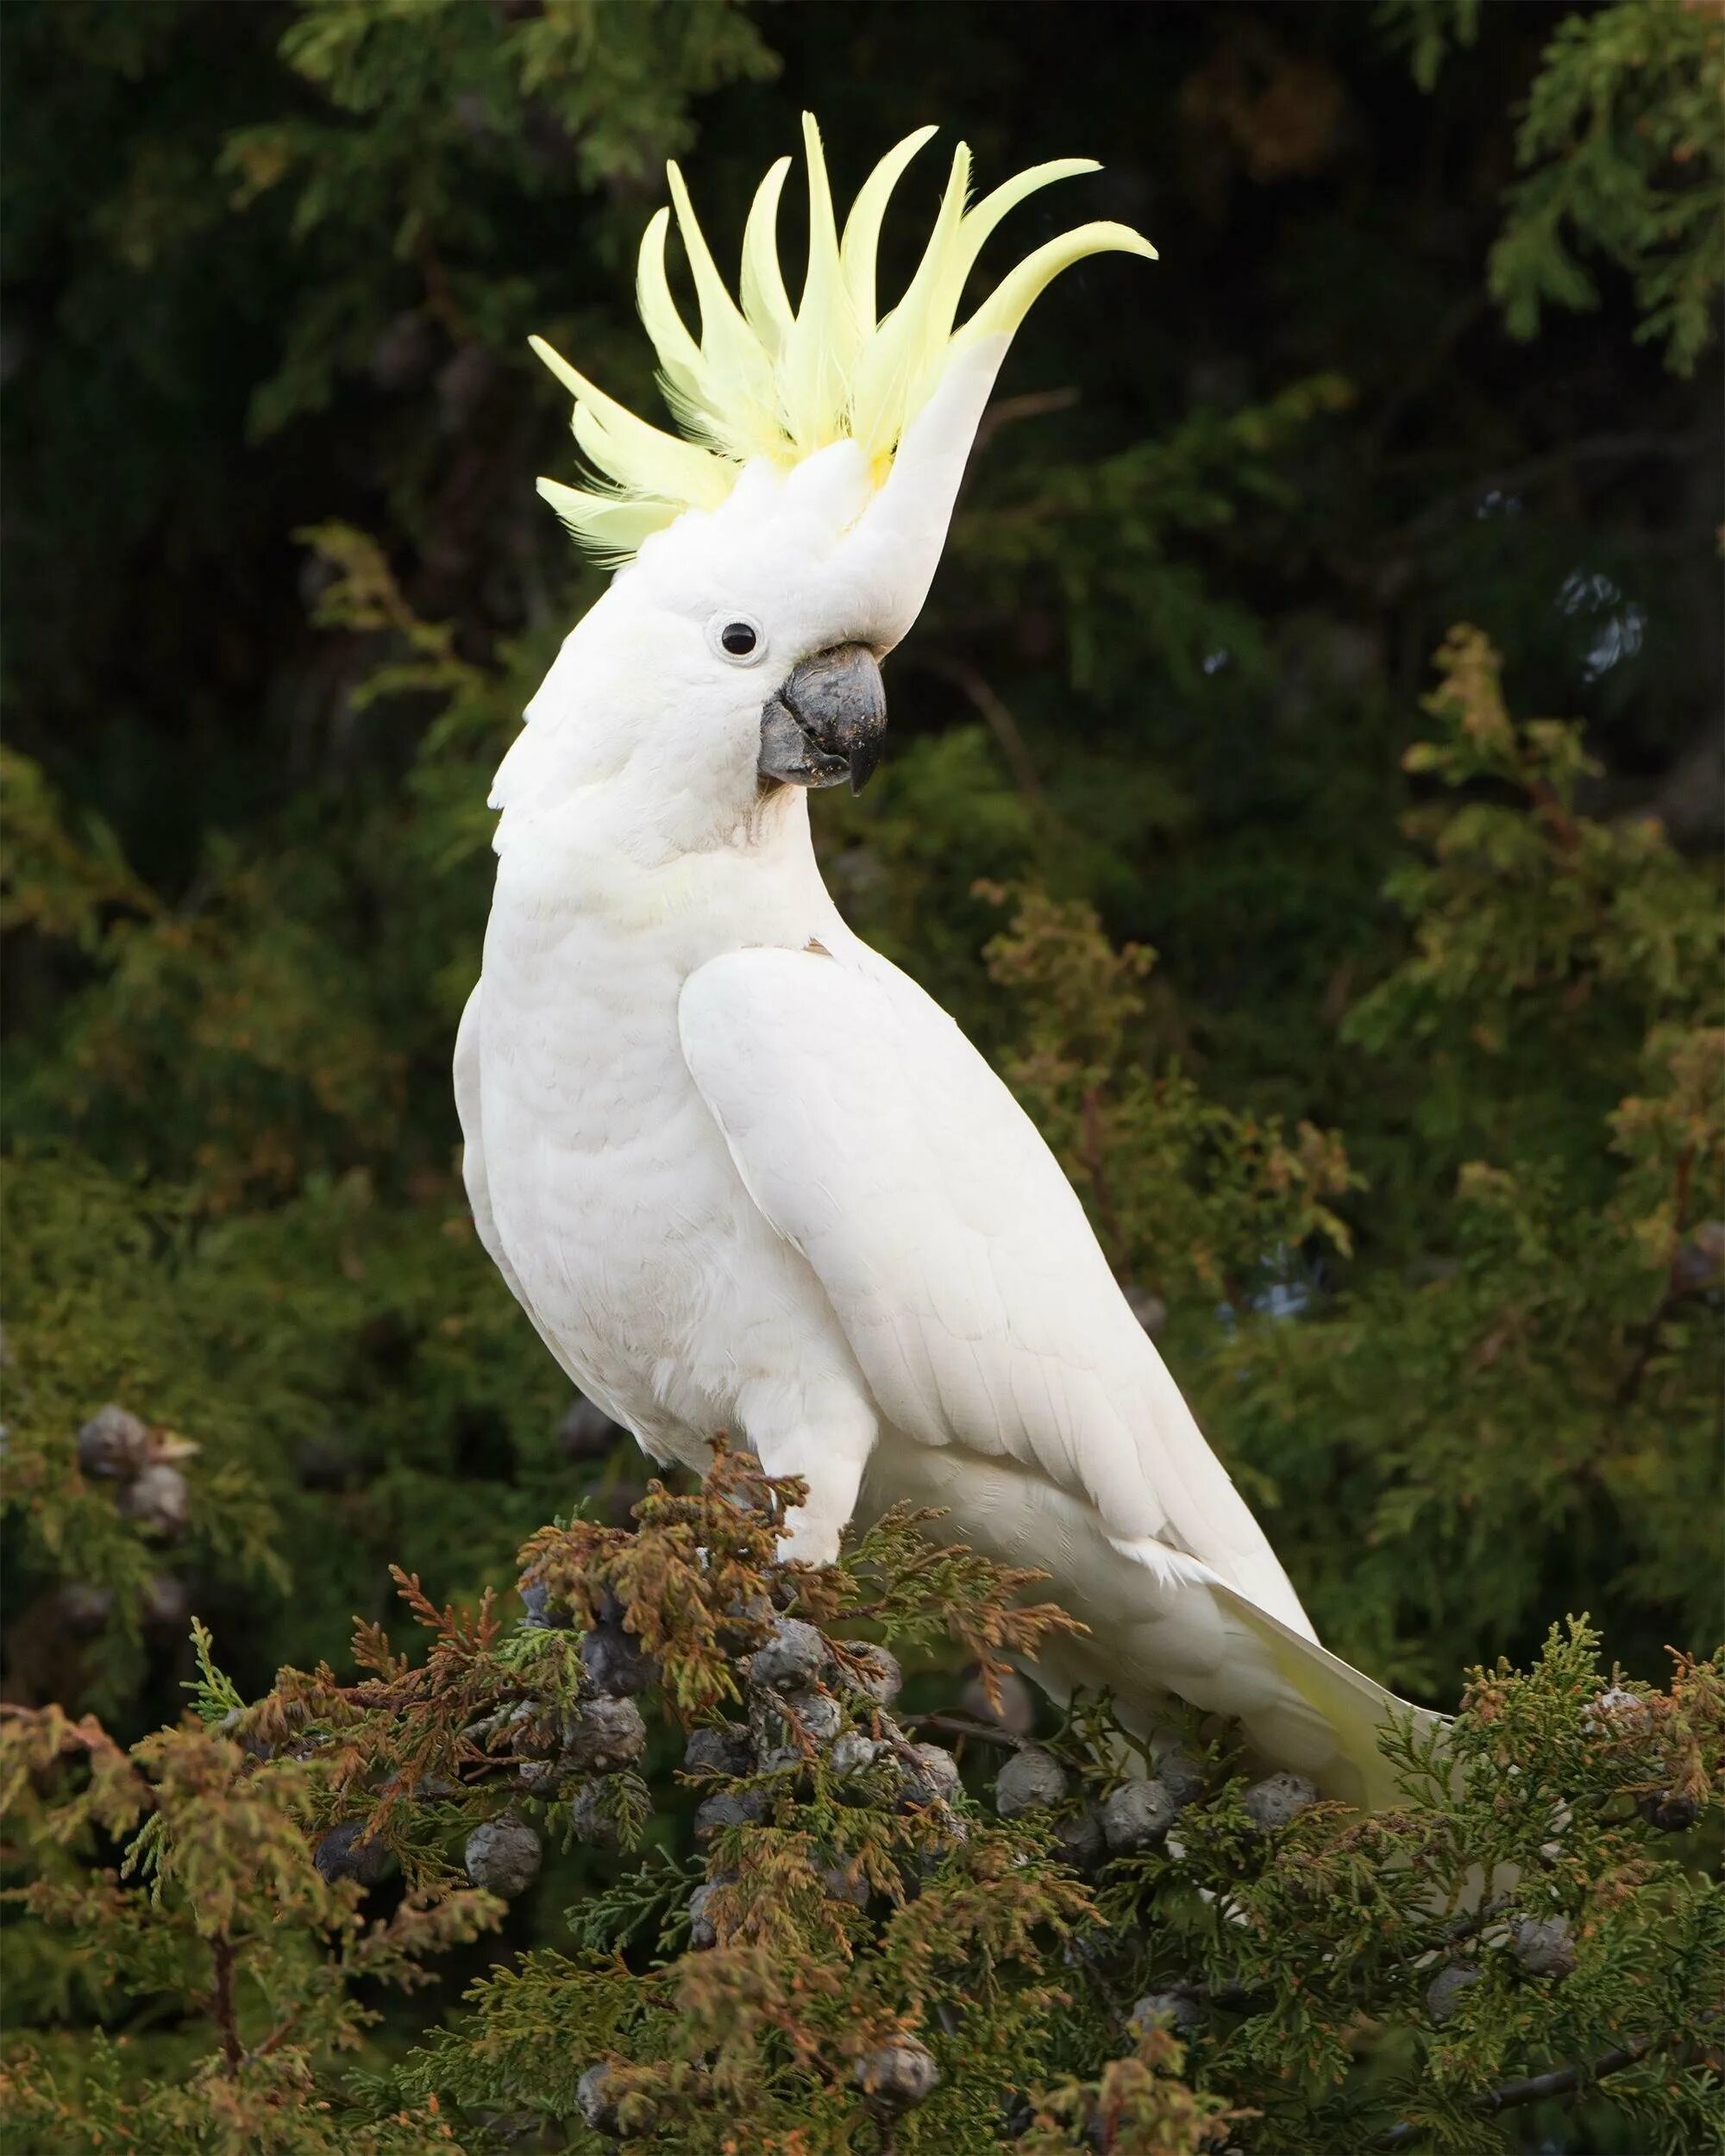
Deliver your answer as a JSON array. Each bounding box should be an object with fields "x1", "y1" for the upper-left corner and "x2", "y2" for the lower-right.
[
  {"x1": 924, "y1": 655, "x2": 1047, "y2": 805},
  {"x1": 1614, "y1": 1145, "x2": 1695, "y2": 1410},
  {"x1": 969, "y1": 385, "x2": 1081, "y2": 461},
  {"x1": 251, "y1": 2015, "x2": 301, "y2": 2065},
  {"x1": 1613, "y1": 1285, "x2": 1679, "y2": 1411},
  {"x1": 906, "y1": 1711, "x2": 1025, "y2": 1753},
  {"x1": 1431, "y1": 1895, "x2": 1512, "y2": 1953},
  {"x1": 413, "y1": 235, "x2": 471, "y2": 343},
  {"x1": 207, "y1": 1934, "x2": 244, "y2": 2077},
  {"x1": 1372, "y1": 2032, "x2": 1660, "y2": 2147},
  {"x1": 1526, "y1": 777, "x2": 1584, "y2": 855}
]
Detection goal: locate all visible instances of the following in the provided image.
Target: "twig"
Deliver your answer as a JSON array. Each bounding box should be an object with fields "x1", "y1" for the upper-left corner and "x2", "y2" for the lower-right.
[
  {"x1": 1526, "y1": 777, "x2": 1583, "y2": 854},
  {"x1": 907, "y1": 1711, "x2": 1026, "y2": 1753},
  {"x1": 1372, "y1": 2032, "x2": 1660, "y2": 2147},
  {"x1": 1612, "y1": 1289, "x2": 1677, "y2": 1409},
  {"x1": 969, "y1": 385, "x2": 1081, "y2": 461},
  {"x1": 252, "y1": 2013, "x2": 302, "y2": 2065},
  {"x1": 1615, "y1": 1146, "x2": 1695, "y2": 1410},
  {"x1": 924, "y1": 655, "x2": 1047, "y2": 805},
  {"x1": 413, "y1": 235, "x2": 471, "y2": 343},
  {"x1": 1202, "y1": 1899, "x2": 1507, "y2": 2022},
  {"x1": 207, "y1": 1934, "x2": 244, "y2": 2077}
]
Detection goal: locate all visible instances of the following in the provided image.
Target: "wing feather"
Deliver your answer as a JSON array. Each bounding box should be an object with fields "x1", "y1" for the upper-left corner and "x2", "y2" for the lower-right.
[{"x1": 678, "y1": 945, "x2": 1314, "y2": 1635}]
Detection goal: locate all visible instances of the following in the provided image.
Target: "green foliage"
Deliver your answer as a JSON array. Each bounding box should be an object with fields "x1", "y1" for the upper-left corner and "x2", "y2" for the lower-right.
[
  {"x1": 1017, "y1": 2026, "x2": 1243, "y2": 2156},
  {"x1": 1377, "y1": 1, "x2": 1484, "y2": 95},
  {"x1": 0, "y1": 746, "x2": 159, "y2": 950},
  {"x1": 1389, "y1": 0, "x2": 1722, "y2": 374},
  {"x1": 1086, "y1": 1625, "x2": 1724, "y2": 2154},
  {"x1": 1357, "y1": 625, "x2": 1713, "y2": 1041},
  {"x1": 948, "y1": 374, "x2": 1358, "y2": 704},
  {"x1": 977, "y1": 881, "x2": 1358, "y2": 1302},
  {"x1": 1219, "y1": 636, "x2": 1716, "y2": 1688},
  {"x1": 2, "y1": 1, "x2": 1719, "y2": 2147},
  {"x1": 951, "y1": 630, "x2": 1720, "y2": 1693},
  {"x1": 1490, "y1": 1, "x2": 1724, "y2": 378},
  {"x1": 3, "y1": 1465, "x2": 1720, "y2": 2153},
  {"x1": 223, "y1": 0, "x2": 776, "y2": 436},
  {"x1": 0, "y1": 1692, "x2": 502, "y2": 2153}
]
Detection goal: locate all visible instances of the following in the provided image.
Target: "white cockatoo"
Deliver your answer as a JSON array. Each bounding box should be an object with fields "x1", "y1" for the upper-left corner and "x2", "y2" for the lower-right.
[{"x1": 458, "y1": 118, "x2": 1436, "y2": 1808}]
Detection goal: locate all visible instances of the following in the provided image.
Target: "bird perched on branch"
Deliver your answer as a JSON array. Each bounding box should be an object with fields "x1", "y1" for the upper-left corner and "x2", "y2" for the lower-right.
[{"x1": 458, "y1": 117, "x2": 1437, "y2": 1808}]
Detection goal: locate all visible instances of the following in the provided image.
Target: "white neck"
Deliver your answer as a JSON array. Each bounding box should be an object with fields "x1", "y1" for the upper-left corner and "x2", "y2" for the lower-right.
[{"x1": 487, "y1": 738, "x2": 841, "y2": 975}]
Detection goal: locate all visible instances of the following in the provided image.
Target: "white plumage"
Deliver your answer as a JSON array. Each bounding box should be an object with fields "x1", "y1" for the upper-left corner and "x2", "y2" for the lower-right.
[{"x1": 458, "y1": 122, "x2": 1436, "y2": 1808}]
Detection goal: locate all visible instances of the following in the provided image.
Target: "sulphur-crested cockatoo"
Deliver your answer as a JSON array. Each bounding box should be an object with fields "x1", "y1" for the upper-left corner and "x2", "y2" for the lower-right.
[{"x1": 458, "y1": 118, "x2": 1435, "y2": 1807}]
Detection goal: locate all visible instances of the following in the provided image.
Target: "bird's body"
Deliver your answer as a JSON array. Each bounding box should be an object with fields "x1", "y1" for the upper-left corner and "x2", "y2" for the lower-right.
[
  {"x1": 460, "y1": 118, "x2": 1440, "y2": 1809},
  {"x1": 459, "y1": 777, "x2": 856, "y2": 1473},
  {"x1": 463, "y1": 753, "x2": 1421, "y2": 1808}
]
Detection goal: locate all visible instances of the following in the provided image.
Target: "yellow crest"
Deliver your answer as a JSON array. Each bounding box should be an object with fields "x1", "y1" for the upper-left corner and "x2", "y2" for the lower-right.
[{"x1": 531, "y1": 116, "x2": 1156, "y2": 562}]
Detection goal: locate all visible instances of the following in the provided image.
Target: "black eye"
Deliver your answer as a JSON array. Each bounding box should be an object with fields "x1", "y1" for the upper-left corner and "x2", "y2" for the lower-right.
[{"x1": 706, "y1": 611, "x2": 766, "y2": 665}]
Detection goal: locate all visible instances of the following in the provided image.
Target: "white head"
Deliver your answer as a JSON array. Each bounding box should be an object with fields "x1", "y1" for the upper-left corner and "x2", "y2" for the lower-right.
[{"x1": 497, "y1": 118, "x2": 1155, "y2": 856}]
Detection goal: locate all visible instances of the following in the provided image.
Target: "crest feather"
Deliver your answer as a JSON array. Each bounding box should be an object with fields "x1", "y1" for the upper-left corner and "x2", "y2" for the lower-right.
[
  {"x1": 532, "y1": 116, "x2": 1156, "y2": 561},
  {"x1": 840, "y1": 124, "x2": 938, "y2": 329},
  {"x1": 740, "y1": 156, "x2": 795, "y2": 354}
]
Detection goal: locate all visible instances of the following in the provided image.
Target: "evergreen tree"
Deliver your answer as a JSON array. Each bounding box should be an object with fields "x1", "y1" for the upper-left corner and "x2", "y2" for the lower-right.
[{"x1": 3, "y1": 3, "x2": 1718, "y2": 2148}]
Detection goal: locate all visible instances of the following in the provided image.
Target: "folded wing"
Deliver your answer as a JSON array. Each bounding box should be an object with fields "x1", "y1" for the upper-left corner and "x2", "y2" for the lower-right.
[{"x1": 678, "y1": 945, "x2": 1314, "y2": 1632}]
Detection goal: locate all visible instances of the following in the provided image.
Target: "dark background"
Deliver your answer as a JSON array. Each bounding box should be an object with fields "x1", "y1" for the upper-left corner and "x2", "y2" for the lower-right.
[{"x1": 3, "y1": 0, "x2": 1718, "y2": 1738}]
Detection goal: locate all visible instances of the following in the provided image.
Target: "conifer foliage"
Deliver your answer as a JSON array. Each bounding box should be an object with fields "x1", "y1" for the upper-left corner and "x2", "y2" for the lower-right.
[
  {"x1": 2, "y1": 2, "x2": 1720, "y2": 2149},
  {"x1": 4, "y1": 1451, "x2": 1722, "y2": 2153}
]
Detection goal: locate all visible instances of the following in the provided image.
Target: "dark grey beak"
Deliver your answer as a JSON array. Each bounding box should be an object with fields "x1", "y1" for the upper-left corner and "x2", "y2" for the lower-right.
[{"x1": 757, "y1": 643, "x2": 887, "y2": 795}]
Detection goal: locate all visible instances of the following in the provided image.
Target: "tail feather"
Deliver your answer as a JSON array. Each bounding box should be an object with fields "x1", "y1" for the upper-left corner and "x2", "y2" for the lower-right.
[
  {"x1": 1036, "y1": 1571, "x2": 1440, "y2": 1812},
  {"x1": 867, "y1": 1438, "x2": 1444, "y2": 1809},
  {"x1": 1210, "y1": 1581, "x2": 1443, "y2": 1811}
]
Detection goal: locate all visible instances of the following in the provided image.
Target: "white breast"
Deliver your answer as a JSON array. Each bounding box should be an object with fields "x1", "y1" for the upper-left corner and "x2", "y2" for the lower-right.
[{"x1": 472, "y1": 794, "x2": 853, "y2": 1466}]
